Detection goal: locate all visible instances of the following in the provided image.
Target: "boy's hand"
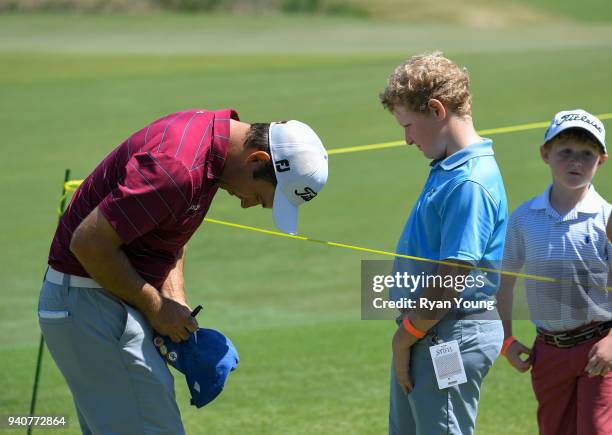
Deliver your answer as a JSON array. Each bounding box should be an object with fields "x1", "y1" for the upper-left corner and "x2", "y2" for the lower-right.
[
  {"x1": 505, "y1": 340, "x2": 532, "y2": 372},
  {"x1": 392, "y1": 327, "x2": 417, "y2": 394},
  {"x1": 585, "y1": 334, "x2": 612, "y2": 377}
]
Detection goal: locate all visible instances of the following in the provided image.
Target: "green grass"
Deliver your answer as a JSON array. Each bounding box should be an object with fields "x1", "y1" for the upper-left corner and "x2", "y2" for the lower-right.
[
  {"x1": 1, "y1": 13, "x2": 611, "y2": 435},
  {"x1": 2, "y1": 13, "x2": 612, "y2": 54},
  {"x1": 514, "y1": 0, "x2": 612, "y2": 22}
]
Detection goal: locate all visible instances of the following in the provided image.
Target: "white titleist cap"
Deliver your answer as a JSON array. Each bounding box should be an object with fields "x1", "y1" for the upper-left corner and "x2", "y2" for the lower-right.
[
  {"x1": 269, "y1": 120, "x2": 328, "y2": 235},
  {"x1": 544, "y1": 109, "x2": 606, "y2": 154}
]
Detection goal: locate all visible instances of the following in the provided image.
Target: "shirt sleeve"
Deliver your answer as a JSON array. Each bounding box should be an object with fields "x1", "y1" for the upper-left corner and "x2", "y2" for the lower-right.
[
  {"x1": 439, "y1": 180, "x2": 499, "y2": 263},
  {"x1": 98, "y1": 152, "x2": 194, "y2": 244},
  {"x1": 501, "y1": 209, "x2": 526, "y2": 273}
]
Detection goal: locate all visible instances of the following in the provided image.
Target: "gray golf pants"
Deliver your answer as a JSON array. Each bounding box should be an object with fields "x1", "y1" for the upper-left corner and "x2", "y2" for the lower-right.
[
  {"x1": 389, "y1": 318, "x2": 503, "y2": 435},
  {"x1": 38, "y1": 270, "x2": 185, "y2": 435}
]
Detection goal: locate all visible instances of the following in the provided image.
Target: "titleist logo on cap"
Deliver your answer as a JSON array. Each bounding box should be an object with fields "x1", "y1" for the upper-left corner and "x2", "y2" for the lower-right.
[{"x1": 554, "y1": 113, "x2": 603, "y2": 133}]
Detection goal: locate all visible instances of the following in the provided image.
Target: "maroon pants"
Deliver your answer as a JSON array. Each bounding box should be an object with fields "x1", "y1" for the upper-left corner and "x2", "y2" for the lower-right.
[{"x1": 531, "y1": 336, "x2": 612, "y2": 435}]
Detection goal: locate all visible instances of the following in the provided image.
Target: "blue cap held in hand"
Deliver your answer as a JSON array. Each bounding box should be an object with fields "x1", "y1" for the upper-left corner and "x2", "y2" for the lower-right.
[{"x1": 153, "y1": 328, "x2": 239, "y2": 408}]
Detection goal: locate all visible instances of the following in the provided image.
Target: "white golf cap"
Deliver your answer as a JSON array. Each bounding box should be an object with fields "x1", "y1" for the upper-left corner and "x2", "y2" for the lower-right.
[
  {"x1": 544, "y1": 109, "x2": 606, "y2": 154},
  {"x1": 269, "y1": 120, "x2": 328, "y2": 235}
]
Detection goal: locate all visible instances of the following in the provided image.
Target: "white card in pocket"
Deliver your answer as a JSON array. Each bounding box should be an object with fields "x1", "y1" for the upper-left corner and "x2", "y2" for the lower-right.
[
  {"x1": 39, "y1": 309, "x2": 70, "y2": 320},
  {"x1": 429, "y1": 340, "x2": 467, "y2": 389}
]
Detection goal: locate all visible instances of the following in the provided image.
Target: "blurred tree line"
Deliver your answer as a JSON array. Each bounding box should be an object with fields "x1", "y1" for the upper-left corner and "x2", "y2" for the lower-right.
[{"x1": 0, "y1": 0, "x2": 368, "y2": 16}]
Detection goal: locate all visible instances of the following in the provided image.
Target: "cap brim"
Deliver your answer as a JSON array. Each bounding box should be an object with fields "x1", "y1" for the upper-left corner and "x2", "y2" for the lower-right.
[
  {"x1": 546, "y1": 124, "x2": 606, "y2": 151},
  {"x1": 272, "y1": 188, "x2": 298, "y2": 235}
]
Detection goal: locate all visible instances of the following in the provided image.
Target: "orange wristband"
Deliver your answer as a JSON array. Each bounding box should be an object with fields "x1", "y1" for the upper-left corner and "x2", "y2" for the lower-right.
[
  {"x1": 402, "y1": 318, "x2": 427, "y2": 339},
  {"x1": 501, "y1": 336, "x2": 516, "y2": 356}
]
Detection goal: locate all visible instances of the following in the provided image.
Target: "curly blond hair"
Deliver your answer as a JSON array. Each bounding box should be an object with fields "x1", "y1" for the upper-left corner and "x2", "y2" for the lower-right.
[{"x1": 379, "y1": 52, "x2": 472, "y2": 116}]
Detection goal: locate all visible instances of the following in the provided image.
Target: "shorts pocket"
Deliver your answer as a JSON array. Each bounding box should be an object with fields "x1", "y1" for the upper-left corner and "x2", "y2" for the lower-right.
[
  {"x1": 83, "y1": 289, "x2": 128, "y2": 343},
  {"x1": 38, "y1": 282, "x2": 72, "y2": 324},
  {"x1": 119, "y1": 302, "x2": 148, "y2": 346},
  {"x1": 39, "y1": 309, "x2": 69, "y2": 319},
  {"x1": 530, "y1": 338, "x2": 538, "y2": 368},
  {"x1": 38, "y1": 308, "x2": 72, "y2": 324}
]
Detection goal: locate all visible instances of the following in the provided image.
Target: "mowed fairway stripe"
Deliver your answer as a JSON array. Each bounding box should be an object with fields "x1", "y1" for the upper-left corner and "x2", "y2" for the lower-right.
[{"x1": 328, "y1": 112, "x2": 612, "y2": 155}]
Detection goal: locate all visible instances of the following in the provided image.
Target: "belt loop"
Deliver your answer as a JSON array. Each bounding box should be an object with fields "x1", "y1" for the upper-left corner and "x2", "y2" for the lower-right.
[
  {"x1": 62, "y1": 270, "x2": 71, "y2": 293},
  {"x1": 42, "y1": 266, "x2": 49, "y2": 284}
]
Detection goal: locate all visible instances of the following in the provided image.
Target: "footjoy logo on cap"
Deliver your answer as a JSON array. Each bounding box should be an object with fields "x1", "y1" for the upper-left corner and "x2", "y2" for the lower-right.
[{"x1": 275, "y1": 159, "x2": 291, "y2": 172}]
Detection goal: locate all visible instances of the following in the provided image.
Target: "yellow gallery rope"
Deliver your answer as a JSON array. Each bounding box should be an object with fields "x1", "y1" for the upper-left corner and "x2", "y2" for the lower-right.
[
  {"x1": 57, "y1": 114, "x2": 612, "y2": 291},
  {"x1": 327, "y1": 112, "x2": 612, "y2": 155}
]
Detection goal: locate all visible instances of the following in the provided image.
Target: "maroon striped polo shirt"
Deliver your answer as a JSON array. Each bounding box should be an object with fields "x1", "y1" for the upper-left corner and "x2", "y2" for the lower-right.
[{"x1": 48, "y1": 109, "x2": 238, "y2": 288}]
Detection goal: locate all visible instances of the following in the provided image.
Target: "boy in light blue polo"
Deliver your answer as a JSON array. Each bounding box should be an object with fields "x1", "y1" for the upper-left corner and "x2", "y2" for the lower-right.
[{"x1": 379, "y1": 52, "x2": 507, "y2": 435}]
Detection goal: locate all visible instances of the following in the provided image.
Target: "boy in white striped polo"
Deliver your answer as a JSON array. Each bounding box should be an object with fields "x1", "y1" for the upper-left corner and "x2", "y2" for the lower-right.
[{"x1": 498, "y1": 109, "x2": 611, "y2": 435}]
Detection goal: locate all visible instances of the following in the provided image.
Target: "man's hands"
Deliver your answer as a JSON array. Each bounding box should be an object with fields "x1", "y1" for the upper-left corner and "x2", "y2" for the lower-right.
[
  {"x1": 153, "y1": 246, "x2": 199, "y2": 341},
  {"x1": 504, "y1": 339, "x2": 532, "y2": 372},
  {"x1": 147, "y1": 295, "x2": 198, "y2": 343},
  {"x1": 585, "y1": 333, "x2": 612, "y2": 377},
  {"x1": 392, "y1": 326, "x2": 418, "y2": 394},
  {"x1": 70, "y1": 208, "x2": 198, "y2": 343}
]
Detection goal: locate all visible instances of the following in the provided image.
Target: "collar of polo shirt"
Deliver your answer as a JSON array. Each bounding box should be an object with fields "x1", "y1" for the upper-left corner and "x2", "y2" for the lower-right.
[
  {"x1": 431, "y1": 139, "x2": 495, "y2": 171},
  {"x1": 530, "y1": 184, "x2": 607, "y2": 215}
]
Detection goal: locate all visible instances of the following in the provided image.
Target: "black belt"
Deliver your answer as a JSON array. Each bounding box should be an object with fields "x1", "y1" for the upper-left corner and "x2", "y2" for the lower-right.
[{"x1": 537, "y1": 320, "x2": 612, "y2": 349}]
